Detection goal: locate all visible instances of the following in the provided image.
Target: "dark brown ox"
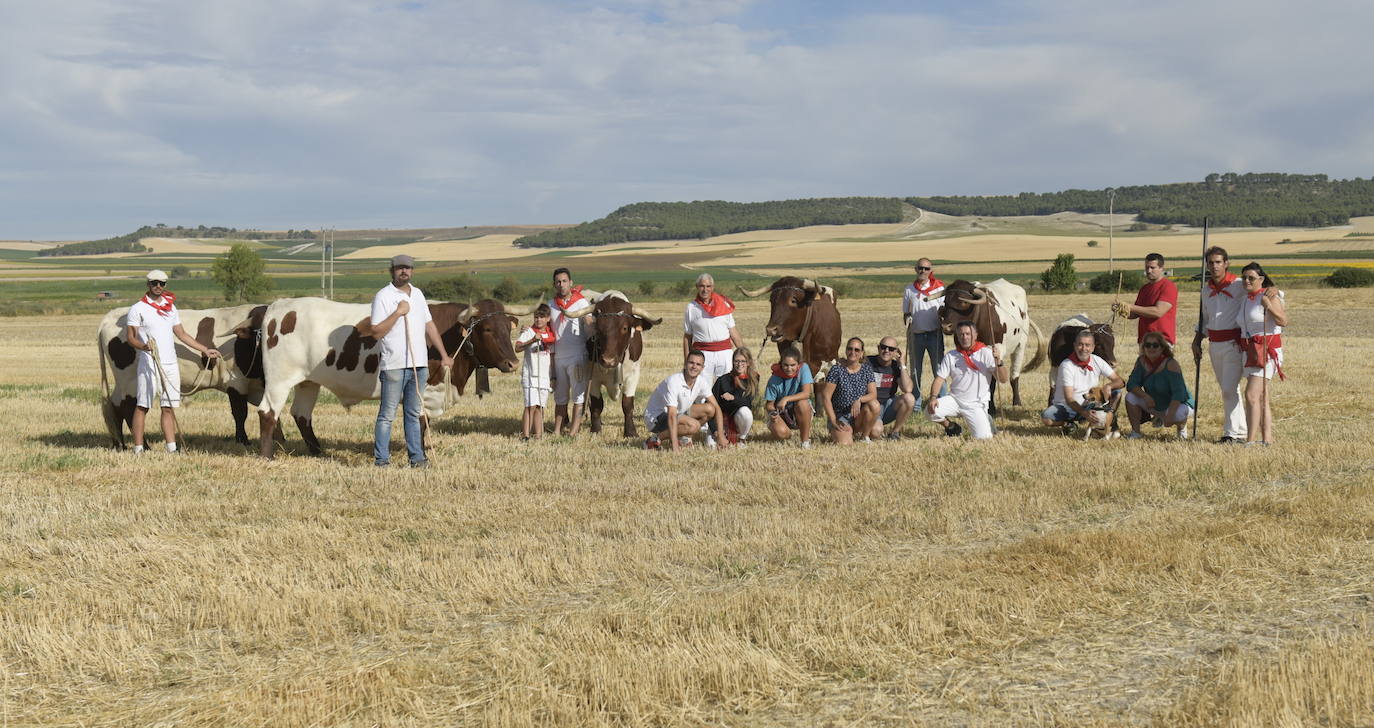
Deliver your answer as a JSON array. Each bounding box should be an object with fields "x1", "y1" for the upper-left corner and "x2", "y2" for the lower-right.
[
  {"x1": 563, "y1": 291, "x2": 661, "y2": 437},
  {"x1": 426, "y1": 299, "x2": 531, "y2": 399},
  {"x1": 738, "y1": 276, "x2": 841, "y2": 380},
  {"x1": 1045, "y1": 315, "x2": 1117, "y2": 406},
  {"x1": 934, "y1": 278, "x2": 1044, "y2": 409}
]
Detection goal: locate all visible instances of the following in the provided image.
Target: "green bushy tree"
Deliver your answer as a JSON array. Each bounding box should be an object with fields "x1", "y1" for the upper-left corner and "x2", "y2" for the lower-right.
[
  {"x1": 1088, "y1": 270, "x2": 1145, "y2": 293},
  {"x1": 1324, "y1": 267, "x2": 1374, "y2": 288},
  {"x1": 1041, "y1": 253, "x2": 1078, "y2": 292},
  {"x1": 210, "y1": 243, "x2": 272, "y2": 302}
]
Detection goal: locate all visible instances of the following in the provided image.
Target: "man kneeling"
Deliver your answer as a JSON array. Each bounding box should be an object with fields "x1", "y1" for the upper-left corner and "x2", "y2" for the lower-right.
[
  {"x1": 643, "y1": 350, "x2": 727, "y2": 452},
  {"x1": 926, "y1": 320, "x2": 1006, "y2": 440},
  {"x1": 1042, "y1": 329, "x2": 1125, "y2": 434}
]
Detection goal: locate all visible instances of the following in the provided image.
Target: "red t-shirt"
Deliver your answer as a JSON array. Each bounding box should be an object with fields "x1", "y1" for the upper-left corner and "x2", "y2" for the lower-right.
[{"x1": 1133, "y1": 277, "x2": 1178, "y2": 343}]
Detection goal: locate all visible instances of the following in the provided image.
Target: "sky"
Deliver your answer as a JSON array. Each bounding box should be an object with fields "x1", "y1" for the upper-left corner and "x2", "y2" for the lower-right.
[{"x1": 2, "y1": 0, "x2": 1371, "y2": 239}]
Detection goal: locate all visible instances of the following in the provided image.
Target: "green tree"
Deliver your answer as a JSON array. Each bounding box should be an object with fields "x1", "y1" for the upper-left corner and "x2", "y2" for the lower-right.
[
  {"x1": 427, "y1": 273, "x2": 487, "y2": 302},
  {"x1": 1041, "y1": 253, "x2": 1078, "y2": 292},
  {"x1": 637, "y1": 279, "x2": 657, "y2": 297},
  {"x1": 491, "y1": 275, "x2": 525, "y2": 302},
  {"x1": 1088, "y1": 270, "x2": 1144, "y2": 293},
  {"x1": 211, "y1": 243, "x2": 272, "y2": 302}
]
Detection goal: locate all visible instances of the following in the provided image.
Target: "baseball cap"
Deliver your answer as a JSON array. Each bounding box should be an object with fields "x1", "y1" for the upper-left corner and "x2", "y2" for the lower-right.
[
  {"x1": 146, "y1": 269, "x2": 169, "y2": 282},
  {"x1": 390, "y1": 254, "x2": 415, "y2": 268}
]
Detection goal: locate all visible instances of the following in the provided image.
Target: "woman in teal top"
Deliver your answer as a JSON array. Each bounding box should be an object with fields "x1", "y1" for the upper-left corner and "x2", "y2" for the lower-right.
[{"x1": 1124, "y1": 331, "x2": 1196, "y2": 440}]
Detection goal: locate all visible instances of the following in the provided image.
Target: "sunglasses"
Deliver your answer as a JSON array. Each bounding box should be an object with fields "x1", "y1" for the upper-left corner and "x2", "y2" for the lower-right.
[
  {"x1": 877, "y1": 344, "x2": 898, "y2": 352},
  {"x1": 1142, "y1": 342, "x2": 1162, "y2": 349},
  {"x1": 148, "y1": 280, "x2": 167, "y2": 287},
  {"x1": 915, "y1": 266, "x2": 932, "y2": 271}
]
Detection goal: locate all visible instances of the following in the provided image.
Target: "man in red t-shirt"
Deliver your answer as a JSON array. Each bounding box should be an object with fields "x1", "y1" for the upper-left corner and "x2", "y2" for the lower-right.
[{"x1": 1114, "y1": 252, "x2": 1178, "y2": 343}]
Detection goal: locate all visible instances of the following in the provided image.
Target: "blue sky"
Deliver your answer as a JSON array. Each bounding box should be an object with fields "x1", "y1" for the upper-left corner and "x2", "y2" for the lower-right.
[{"x1": 2, "y1": 0, "x2": 1370, "y2": 239}]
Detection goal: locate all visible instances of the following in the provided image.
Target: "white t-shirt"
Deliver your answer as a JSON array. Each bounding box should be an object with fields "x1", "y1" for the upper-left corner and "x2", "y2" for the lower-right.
[
  {"x1": 1053, "y1": 354, "x2": 1115, "y2": 406},
  {"x1": 516, "y1": 326, "x2": 553, "y2": 381},
  {"x1": 127, "y1": 299, "x2": 181, "y2": 366},
  {"x1": 902, "y1": 280, "x2": 945, "y2": 333},
  {"x1": 1199, "y1": 277, "x2": 1245, "y2": 334},
  {"x1": 934, "y1": 347, "x2": 997, "y2": 405},
  {"x1": 549, "y1": 293, "x2": 592, "y2": 362},
  {"x1": 1237, "y1": 290, "x2": 1284, "y2": 338},
  {"x1": 644, "y1": 371, "x2": 713, "y2": 423},
  {"x1": 683, "y1": 301, "x2": 736, "y2": 345},
  {"x1": 371, "y1": 283, "x2": 432, "y2": 371}
]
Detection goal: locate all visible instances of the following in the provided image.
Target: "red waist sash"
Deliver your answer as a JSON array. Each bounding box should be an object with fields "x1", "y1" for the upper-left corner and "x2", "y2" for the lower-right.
[
  {"x1": 693, "y1": 339, "x2": 732, "y2": 352},
  {"x1": 1243, "y1": 333, "x2": 1285, "y2": 380},
  {"x1": 1207, "y1": 328, "x2": 1241, "y2": 343}
]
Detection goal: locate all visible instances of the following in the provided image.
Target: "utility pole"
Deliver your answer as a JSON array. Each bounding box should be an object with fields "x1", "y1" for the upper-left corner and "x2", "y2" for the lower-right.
[
  {"x1": 320, "y1": 228, "x2": 335, "y2": 299},
  {"x1": 1107, "y1": 188, "x2": 1116, "y2": 274}
]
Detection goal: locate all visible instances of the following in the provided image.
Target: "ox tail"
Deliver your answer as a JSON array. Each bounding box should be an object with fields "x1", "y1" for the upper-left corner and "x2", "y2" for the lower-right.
[
  {"x1": 97, "y1": 328, "x2": 123, "y2": 448},
  {"x1": 1023, "y1": 317, "x2": 1047, "y2": 374}
]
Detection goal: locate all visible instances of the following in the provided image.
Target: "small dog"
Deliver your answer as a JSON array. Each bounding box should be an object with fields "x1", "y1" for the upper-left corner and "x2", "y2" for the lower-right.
[{"x1": 1079, "y1": 386, "x2": 1119, "y2": 440}]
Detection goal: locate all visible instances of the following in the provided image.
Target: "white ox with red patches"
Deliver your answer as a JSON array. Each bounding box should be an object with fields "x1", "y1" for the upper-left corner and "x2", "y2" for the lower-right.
[
  {"x1": 96, "y1": 303, "x2": 269, "y2": 449},
  {"x1": 251, "y1": 296, "x2": 528, "y2": 459}
]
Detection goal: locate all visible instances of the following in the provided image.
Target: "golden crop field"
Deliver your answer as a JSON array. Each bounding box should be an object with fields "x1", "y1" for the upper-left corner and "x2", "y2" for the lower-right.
[{"x1": 2, "y1": 288, "x2": 1372, "y2": 726}]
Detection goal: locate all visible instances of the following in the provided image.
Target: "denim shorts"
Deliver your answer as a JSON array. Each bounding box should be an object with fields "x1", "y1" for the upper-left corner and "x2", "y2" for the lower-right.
[{"x1": 1041, "y1": 404, "x2": 1084, "y2": 423}]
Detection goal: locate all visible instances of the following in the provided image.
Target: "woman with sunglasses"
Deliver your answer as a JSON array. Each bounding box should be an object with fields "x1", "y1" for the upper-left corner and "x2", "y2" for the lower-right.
[
  {"x1": 710, "y1": 347, "x2": 760, "y2": 445},
  {"x1": 1237, "y1": 262, "x2": 1287, "y2": 446},
  {"x1": 821, "y1": 337, "x2": 878, "y2": 445},
  {"x1": 1123, "y1": 331, "x2": 1195, "y2": 439}
]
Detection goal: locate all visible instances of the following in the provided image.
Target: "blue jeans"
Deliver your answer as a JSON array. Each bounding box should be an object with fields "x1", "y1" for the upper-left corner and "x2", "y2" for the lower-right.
[
  {"x1": 375, "y1": 367, "x2": 427, "y2": 465},
  {"x1": 907, "y1": 329, "x2": 946, "y2": 406}
]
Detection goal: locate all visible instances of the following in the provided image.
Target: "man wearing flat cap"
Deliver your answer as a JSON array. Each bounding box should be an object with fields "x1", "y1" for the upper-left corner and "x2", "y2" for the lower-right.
[
  {"x1": 369, "y1": 255, "x2": 452, "y2": 468},
  {"x1": 125, "y1": 269, "x2": 221, "y2": 454}
]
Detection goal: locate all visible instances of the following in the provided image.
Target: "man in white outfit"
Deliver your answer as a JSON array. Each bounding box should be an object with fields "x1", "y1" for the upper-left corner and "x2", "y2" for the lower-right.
[
  {"x1": 125, "y1": 269, "x2": 222, "y2": 454},
  {"x1": 548, "y1": 267, "x2": 594, "y2": 436},
  {"x1": 682, "y1": 273, "x2": 743, "y2": 382},
  {"x1": 1190, "y1": 245, "x2": 1247, "y2": 444},
  {"x1": 926, "y1": 321, "x2": 1006, "y2": 440}
]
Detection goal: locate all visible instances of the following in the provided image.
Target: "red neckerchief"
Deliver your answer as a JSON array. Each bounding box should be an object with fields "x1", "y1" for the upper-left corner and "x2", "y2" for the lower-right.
[
  {"x1": 914, "y1": 276, "x2": 944, "y2": 296},
  {"x1": 734, "y1": 374, "x2": 747, "y2": 389},
  {"x1": 694, "y1": 292, "x2": 735, "y2": 317},
  {"x1": 771, "y1": 363, "x2": 798, "y2": 379},
  {"x1": 554, "y1": 285, "x2": 585, "y2": 311},
  {"x1": 140, "y1": 292, "x2": 176, "y2": 317},
  {"x1": 532, "y1": 324, "x2": 555, "y2": 347},
  {"x1": 1207, "y1": 272, "x2": 1238, "y2": 297},
  {"x1": 955, "y1": 341, "x2": 986, "y2": 371},
  {"x1": 1068, "y1": 354, "x2": 1094, "y2": 372},
  {"x1": 1141, "y1": 355, "x2": 1165, "y2": 373},
  {"x1": 1246, "y1": 288, "x2": 1264, "y2": 302}
]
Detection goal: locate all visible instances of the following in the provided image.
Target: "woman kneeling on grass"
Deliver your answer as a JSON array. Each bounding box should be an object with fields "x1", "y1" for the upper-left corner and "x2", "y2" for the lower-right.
[
  {"x1": 764, "y1": 348, "x2": 814, "y2": 449},
  {"x1": 822, "y1": 337, "x2": 879, "y2": 445},
  {"x1": 1124, "y1": 330, "x2": 1195, "y2": 440},
  {"x1": 1238, "y1": 262, "x2": 1287, "y2": 446},
  {"x1": 711, "y1": 347, "x2": 759, "y2": 446}
]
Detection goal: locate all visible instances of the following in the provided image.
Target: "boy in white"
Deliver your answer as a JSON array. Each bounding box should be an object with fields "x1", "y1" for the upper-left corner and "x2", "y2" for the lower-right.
[
  {"x1": 1190, "y1": 246, "x2": 1248, "y2": 443},
  {"x1": 514, "y1": 304, "x2": 555, "y2": 440},
  {"x1": 370, "y1": 255, "x2": 452, "y2": 467},
  {"x1": 1040, "y1": 330, "x2": 1125, "y2": 428},
  {"x1": 682, "y1": 273, "x2": 742, "y2": 380},
  {"x1": 643, "y1": 351, "x2": 726, "y2": 452},
  {"x1": 548, "y1": 267, "x2": 594, "y2": 436},
  {"x1": 125, "y1": 269, "x2": 221, "y2": 453},
  {"x1": 926, "y1": 321, "x2": 1007, "y2": 440}
]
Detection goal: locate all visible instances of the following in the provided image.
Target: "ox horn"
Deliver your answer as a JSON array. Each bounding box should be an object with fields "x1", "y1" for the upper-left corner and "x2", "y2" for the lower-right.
[
  {"x1": 964, "y1": 288, "x2": 989, "y2": 305},
  {"x1": 580, "y1": 289, "x2": 604, "y2": 302},
  {"x1": 738, "y1": 282, "x2": 772, "y2": 298},
  {"x1": 630, "y1": 304, "x2": 663, "y2": 325},
  {"x1": 922, "y1": 290, "x2": 947, "y2": 302},
  {"x1": 502, "y1": 302, "x2": 539, "y2": 317},
  {"x1": 456, "y1": 305, "x2": 477, "y2": 325},
  {"x1": 564, "y1": 305, "x2": 594, "y2": 319},
  {"x1": 801, "y1": 278, "x2": 819, "y2": 291}
]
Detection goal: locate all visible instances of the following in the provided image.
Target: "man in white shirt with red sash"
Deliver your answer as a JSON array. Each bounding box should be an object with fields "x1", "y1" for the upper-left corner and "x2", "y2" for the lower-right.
[
  {"x1": 548, "y1": 267, "x2": 594, "y2": 436},
  {"x1": 902, "y1": 258, "x2": 946, "y2": 408},
  {"x1": 125, "y1": 269, "x2": 222, "y2": 454},
  {"x1": 682, "y1": 273, "x2": 743, "y2": 382},
  {"x1": 925, "y1": 321, "x2": 1006, "y2": 440},
  {"x1": 1190, "y1": 245, "x2": 1247, "y2": 444}
]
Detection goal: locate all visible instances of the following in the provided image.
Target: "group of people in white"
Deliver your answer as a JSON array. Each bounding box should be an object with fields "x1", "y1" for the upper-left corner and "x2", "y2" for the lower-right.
[{"x1": 121, "y1": 246, "x2": 1288, "y2": 459}]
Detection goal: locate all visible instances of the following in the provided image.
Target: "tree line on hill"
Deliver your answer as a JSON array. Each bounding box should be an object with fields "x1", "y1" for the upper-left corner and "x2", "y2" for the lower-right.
[
  {"x1": 40, "y1": 224, "x2": 318, "y2": 257},
  {"x1": 910, "y1": 173, "x2": 1374, "y2": 227},
  {"x1": 512, "y1": 198, "x2": 903, "y2": 248}
]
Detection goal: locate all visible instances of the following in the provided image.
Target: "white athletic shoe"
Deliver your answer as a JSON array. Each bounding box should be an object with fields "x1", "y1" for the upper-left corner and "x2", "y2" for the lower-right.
[
  {"x1": 705, "y1": 436, "x2": 718, "y2": 450},
  {"x1": 800, "y1": 440, "x2": 812, "y2": 450},
  {"x1": 1177, "y1": 426, "x2": 1190, "y2": 440},
  {"x1": 678, "y1": 436, "x2": 693, "y2": 448}
]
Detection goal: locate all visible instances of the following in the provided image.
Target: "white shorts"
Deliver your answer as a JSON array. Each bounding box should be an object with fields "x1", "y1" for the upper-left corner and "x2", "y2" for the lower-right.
[
  {"x1": 1125, "y1": 392, "x2": 1194, "y2": 422},
  {"x1": 927, "y1": 395, "x2": 993, "y2": 440},
  {"x1": 552, "y1": 357, "x2": 588, "y2": 405},
  {"x1": 1244, "y1": 347, "x2": 1283, "y2": 380},
  {"x1": 136, "y1": 360, "x2": 182, "y2": 409},
  {"x1": 524, "y1": 386, "x2": 550, "y2": 408}
]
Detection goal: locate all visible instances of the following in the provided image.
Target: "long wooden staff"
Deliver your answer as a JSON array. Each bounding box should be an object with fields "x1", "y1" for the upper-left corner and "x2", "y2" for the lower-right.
[{"x1": 1192, "y1": 218, "x2": 1207, "y2": 437}]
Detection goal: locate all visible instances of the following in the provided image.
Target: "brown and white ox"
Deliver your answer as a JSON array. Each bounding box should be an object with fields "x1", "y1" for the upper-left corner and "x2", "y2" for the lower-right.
[
  {"x1": 933, "y1": 278, "x2": 1045, "y2": 411},
  {"x1": 561, "y1": 290, "x2": 662, "y2": 437},
  {"x1": 251, "y1": 297, "x2": 530, "y2": 459},
  {"x1": 97, "y1": 303, "x2": 270, "y2": 449},
  {"x1": 1045, "y1": 314, "x2": 1117, "y2": 406},
  {"x1": 738, "y1": 276, "x2": 841, "y2": 380}
]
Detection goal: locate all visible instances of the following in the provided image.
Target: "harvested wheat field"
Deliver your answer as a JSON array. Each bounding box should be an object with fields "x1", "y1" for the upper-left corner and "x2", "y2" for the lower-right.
[
  {"x1": 2, "y1": 288, "x2": 1372, "y2": 726},
  {"x1": 339, "y1": 235, "x2": 546, "y2": 262}
]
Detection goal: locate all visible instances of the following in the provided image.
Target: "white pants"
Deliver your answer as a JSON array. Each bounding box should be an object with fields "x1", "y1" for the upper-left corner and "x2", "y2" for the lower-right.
[
  {"x1": 136, "y1": 359, "x2": 181, "y2": 409},
  {"x1": 732, "y1": 407, "x2": 754, "y2": 439},
  {"x1": 1125, "y1": 392, "x2": 1194, "y2": 423},
  {"x1": 1209, "y1": 341, "x2": 1247, "y2": 438},
  {"x1": 552, "y1": 357, "x2": 588, "y2": 405},
  {"x1": 927, "y1": 395, "x2": 993, "y2": 440},
  {"x1": 699, "y1": 348, "x2": 732, "y2": 381}
]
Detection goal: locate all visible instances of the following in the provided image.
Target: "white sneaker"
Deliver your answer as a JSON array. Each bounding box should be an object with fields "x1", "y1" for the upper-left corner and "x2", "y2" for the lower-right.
[
  {"x1": 1177, "y1": 426, "x2": 1190, "y2": 440},
  {"x1": 678, "y1": 436, "x2": 693, "y2": 448},
  {"x1": 705, "y1": 436, "x2": 718, "y2": 450},
  {"x1": 800, "y1": 440, "x2": 811, "y2": 450},
  {"x1": 862, "y1": 437, "x2": 873, "y2": 444}
]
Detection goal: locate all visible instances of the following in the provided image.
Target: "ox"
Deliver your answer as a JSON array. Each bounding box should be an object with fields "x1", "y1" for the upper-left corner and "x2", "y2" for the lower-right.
[
  {"x1": 97, "y1": 303, "x2": 269, "y2": 449},
  {"x1": 252, "y1": 297, "x2": 530, "y2": 459},
  {"x1": 738, "y1": 276, "x2": 841, "y2": 380},
  {"x1": 933, "y1": 279, "x2": 1045, "y2": 409},
  {"x1": 562, "y1": 290, "x2": 662, "y2": 437},
  {"x1": 1046, "y1": 314, "x2": 1118, "y2": 406}
]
